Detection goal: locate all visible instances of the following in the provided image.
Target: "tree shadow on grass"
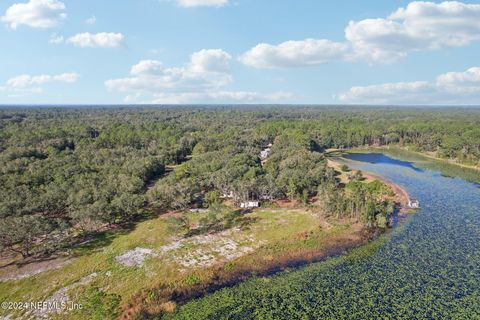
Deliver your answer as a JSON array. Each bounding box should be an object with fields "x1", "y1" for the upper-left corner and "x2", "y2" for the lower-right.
[
  {"x1": 184, "y1": 209, "x2": 260, "y2": 237},
  {"x1": 1, "y1": 212, "x2": 160, "y2": 269},
  {"x1": 71, "y1": 212, "x2": 159, "y2": 256}
]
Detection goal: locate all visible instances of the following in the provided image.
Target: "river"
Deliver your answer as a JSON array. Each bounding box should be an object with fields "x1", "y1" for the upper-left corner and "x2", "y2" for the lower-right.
[{"x1": 166, "y1": 153, "x2": 480, "y2": 319}]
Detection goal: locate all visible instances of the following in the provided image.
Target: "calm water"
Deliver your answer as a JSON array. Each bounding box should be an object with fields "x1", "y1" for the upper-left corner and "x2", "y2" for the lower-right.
[
  {"x1": 344, "y1": 152, "x2": 422, "y2": 172},
  {"x1": 169, "y1": 154, "x2": 480, "y2": 319}
]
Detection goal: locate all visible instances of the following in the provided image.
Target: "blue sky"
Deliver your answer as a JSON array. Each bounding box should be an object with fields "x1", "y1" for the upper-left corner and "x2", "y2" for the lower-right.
[{"x1": 1, "y1": 0, "x2": 480, "y2": 105}]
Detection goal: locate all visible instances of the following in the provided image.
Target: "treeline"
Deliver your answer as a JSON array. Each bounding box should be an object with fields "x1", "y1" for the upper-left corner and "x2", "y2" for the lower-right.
[
  {"x1": 253, "y1": 112, "x2": 480, "y2": 165},
  {"x1": 147, "y1": 128, "x2": 327, "y2": 209},
  {"x1": 319, "y1": 178, "x2": 395, "y2": 228},
  {"x1": 0, "y1": 106, "x2": 479, "y2": 258},
  {"x1": 0, "y1": 110, "x2": 199, "y2": 257}
]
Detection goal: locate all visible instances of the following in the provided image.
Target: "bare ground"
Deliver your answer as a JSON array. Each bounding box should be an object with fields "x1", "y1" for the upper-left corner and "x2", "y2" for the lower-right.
[
  {"x1": 28, "y1": 272, "x2": 97, "y2": 319},
  {"x1": 0, "y1": 256, "x2": 74, "y2": 282},
  {"x1": 115, "y1": 228, "x2": 262, "y2": 272}
]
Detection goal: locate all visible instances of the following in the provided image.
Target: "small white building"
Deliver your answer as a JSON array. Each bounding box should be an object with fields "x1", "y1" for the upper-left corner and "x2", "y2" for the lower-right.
[
  {"x1": 239, "y1": 201, "x2": 260, "y2": 209},
  {"x1": 407, "y1": 199, "x2": 420, "y2": 209},
  {"x1": 260, "y1": 148, "x2": 271, "y2": 160},
  {"x1": 220, "y1": 191, "x2": 234, "y2": 199},
  {"x1": 259, "y1": 143, "x2": 273, "y2": 161}
]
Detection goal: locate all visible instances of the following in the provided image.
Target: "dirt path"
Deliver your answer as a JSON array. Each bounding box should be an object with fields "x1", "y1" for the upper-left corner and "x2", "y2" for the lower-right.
[{"x1": 0, "y1": 256, "x2": 74, "y2": 282}]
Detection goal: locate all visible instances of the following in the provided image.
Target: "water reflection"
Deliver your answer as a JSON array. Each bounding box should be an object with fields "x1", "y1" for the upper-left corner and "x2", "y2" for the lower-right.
[{"x1": 344, "y1": 152, "x2": 423, "y2": 172}]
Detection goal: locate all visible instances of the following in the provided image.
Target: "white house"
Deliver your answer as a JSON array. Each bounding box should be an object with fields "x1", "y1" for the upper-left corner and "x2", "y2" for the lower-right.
[
  {"x1": 259, "y1": 143, "x2": 273, "y2": 161},
  {"x1": 239, "y1": 201, "x2": 260, "y2": 208},
  {"x1": 260, "y1": 148, "x2": 271, "y2": 160},
  {"x1": 407, "y1": 199, "x2": 420, "y2": 209}
]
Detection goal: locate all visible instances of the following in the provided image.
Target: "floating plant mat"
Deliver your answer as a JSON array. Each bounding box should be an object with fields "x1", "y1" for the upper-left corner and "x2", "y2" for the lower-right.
[{"x1": 165, "y1": 153, "x2": 480, "y2": 319}]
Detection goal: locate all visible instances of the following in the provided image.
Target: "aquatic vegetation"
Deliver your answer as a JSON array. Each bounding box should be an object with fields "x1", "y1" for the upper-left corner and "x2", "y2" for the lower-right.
[{"x1": 166, "y1": 154, "x2": 480, "y2": 319}]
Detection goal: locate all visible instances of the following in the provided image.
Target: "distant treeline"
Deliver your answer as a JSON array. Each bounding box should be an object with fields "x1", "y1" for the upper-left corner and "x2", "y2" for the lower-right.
[{"x1": 0, "y1": 106, "x2": 478, "y2": 258}]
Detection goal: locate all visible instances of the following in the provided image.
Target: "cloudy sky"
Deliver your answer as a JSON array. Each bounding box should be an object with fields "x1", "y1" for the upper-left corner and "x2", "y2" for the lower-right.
[{"x1": 1, "y1": 0, "x2": 480, "y2": 105}]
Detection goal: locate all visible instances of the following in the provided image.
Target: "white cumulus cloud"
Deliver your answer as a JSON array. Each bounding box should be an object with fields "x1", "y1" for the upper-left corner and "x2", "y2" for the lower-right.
[
  {"x1": 106, "y1": 49, "x2": 232, "y2": 95},
  {"x1": 67, "y1": 32, "x2": 125, "y2": 48},
  {"x1": 1, "y1": 72, "x2": 78, "y2": 97},
  {"x1": 436, "y1": 67, "x2": 480, "y2": 95},
  {"x1": 6, "y1": 72, "x2": 78, "y2": 88},
  {"x1": 106, "y1": 49, "x2": 232, "y2": 93},
  {"x1": 240, "y1": 39, "x2": 350, "y2": 68},
  {"x1": 106, "y1": 49, "x2": 292, "y2": 103},
  {"x1": 338, "y1": 67, "x2": 480, "y2": 104},
  {"x1": 241, "y1": 1, "x2": 480, "y2": 68},
  {"x1": 175, "y1": 0, "x2": 228, "y2": 8},
  {"x1": 1, "y1": 0, "x2": 66, "y2": 29},
  {"x1": 130, "y1": 60, "x2": 165, "y2": 76},
  {"x1": 142, "y1": 91, "x2": 293, "y2": 104},
  {"x1": 346, "y1": 1, "x2": 480, "y2": 62}
]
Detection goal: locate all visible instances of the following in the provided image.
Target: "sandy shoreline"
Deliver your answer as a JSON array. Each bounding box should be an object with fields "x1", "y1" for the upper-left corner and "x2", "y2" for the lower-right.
[
  {"x1": 363, "y1": 171, "x2": 410, "y2": 214},
  {"x1": 327, "y1": 156, "x2": 411, "y2": 214}
]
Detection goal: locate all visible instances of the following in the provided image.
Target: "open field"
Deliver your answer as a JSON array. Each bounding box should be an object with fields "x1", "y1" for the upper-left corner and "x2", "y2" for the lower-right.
[{"x1": 0, "y1": 205, "x2": 369, "y2": 320}]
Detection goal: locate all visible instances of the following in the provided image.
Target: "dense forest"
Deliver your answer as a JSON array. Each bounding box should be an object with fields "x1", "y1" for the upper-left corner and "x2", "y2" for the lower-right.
[{"x1": 1, "y1": 106, "x2": 479, "y2": 259}]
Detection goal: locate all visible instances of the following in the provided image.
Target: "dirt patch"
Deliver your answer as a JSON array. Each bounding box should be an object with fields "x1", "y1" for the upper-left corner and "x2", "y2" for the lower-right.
[
  {"x1": 115, "y1": 229, "x2": 261, "y2": 270},
  {"x1": 26, "y1": 273, "x2": 97, "y2": 319},
  {"x1": 0, "y1": 256, "x2": 74, "y2": 282},
  {"x1": 115, "y1": 248, "x2": 156, "y2": 267},
  {"x1": 272, "y1": 199, "x2": 300, "y2": 208},
  {"x1": 158, "y1": 228, "x2": 261, "y2": 271}
]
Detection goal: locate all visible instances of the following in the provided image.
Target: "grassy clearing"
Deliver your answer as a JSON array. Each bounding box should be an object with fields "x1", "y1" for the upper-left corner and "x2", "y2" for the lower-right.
[
  {"x1": 0, "y1": 215, "x2": 174, "y2": 319},
  {"x1": 0, "y1": 206, "x2": 361, "y2": 320},
  {"x1": 133, "y1": 207, "x2": 362, "y2": 319}
]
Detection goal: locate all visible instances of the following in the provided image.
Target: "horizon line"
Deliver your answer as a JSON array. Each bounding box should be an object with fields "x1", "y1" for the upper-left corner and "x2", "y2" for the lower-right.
[{"x1": 1, "y1": 103, "x2": 480, "y2": 108}]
